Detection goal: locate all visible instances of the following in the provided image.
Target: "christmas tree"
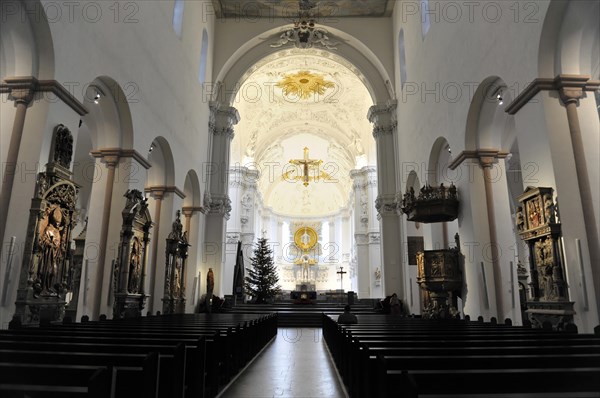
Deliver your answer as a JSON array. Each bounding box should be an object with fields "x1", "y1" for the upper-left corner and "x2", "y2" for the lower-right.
[{"x1": 245, "y1": 237, "x2": 281, "y2": 304}]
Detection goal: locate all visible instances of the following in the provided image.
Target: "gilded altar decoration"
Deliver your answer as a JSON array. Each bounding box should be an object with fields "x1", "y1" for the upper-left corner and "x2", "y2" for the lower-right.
[
  {"x1": 162, "y1": 210, "x2": 190, "y2": 314},
  {"x1": 12, "y1": 125, "x2": 79, "y2": 327},
  {"x1": 416, "y1": 234, "x2": 463, "y2": 319},
  {"x1": 401, "y1": 183, "x2": 459, "y2": 223},
  {"x1": 276, "y1": 71, "x2": 335, "y2": 100},
  {"x1": 294, "y1": 226, "x2": 318, "y2": 251},
  {"x1": 516, "y1": 186, "x2": 574, "y2": 330},
  {"x1": 112, "y1": 189, "x2": 152, "y2": 319}
]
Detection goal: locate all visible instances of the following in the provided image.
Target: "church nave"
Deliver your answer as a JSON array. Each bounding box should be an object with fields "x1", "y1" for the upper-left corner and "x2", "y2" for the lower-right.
[{"x1": 219, "y1": 328, "x2": 347, "y2": 398}]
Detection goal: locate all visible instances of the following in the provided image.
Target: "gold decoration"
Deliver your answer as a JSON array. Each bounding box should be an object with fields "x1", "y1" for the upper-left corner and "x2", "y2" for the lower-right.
[
  {"x1": 276, "y1": 70, "x2": 335, "y2": 100},
  {"x1": 282, "y1": 147, "x2": 333, "y2": 187},
  {"x1": 294, "y1": 226, "x2": 318, "y2": 251}
]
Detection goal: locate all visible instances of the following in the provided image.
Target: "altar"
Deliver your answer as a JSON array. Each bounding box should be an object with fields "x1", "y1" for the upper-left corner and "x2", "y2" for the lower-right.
[{"x1": 291, "y1": 282, "x2": 317, "y2": 303}]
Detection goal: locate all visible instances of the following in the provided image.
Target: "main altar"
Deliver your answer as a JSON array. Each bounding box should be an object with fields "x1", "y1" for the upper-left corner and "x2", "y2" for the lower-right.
[{"x1": 290, "y1": 226, "x2": 319, "y2": 302}]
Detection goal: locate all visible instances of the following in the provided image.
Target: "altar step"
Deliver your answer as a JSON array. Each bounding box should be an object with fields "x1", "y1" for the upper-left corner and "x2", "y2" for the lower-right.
[{"x1": 227, "y1": 302, "x2": 378, "y2": 327}]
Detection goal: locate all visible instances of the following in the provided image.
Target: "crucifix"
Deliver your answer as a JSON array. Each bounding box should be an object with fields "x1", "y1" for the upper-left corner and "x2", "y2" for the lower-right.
[
  {"x1": 284, "y1": 147, "x2": 333, "y2": 187},
  {"x1": 337, "y1": 266, "x2": 347, "y2": 291},
  {"x1": 290, "y1": 147, "x2": 322, "y2": 186}
]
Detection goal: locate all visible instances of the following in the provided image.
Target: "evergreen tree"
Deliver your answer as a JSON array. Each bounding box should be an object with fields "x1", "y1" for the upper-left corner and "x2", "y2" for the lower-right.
[{"x1": 245, "y1": 237, "x2": 281, "y2": 303}]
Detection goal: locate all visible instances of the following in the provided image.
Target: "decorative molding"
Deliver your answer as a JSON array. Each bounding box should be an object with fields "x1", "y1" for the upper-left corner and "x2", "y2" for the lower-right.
[
  {"x1": 209, "y1": 101, "x2": 240, "y2": 140},
  {"x1": 203, "y1": 192, "x2": 232, "y2": 219},
  {"x1": 1, "y1": 76, "x2": 88, "y2": 115},
  {"x1": 505, "y1": 74, "x2": 600, "y2": 115},
  {"x1": 448, "y1": 148, "x2": 510, "y2": 170},
  {"x1": 144, "y1": 185, "x2": 186, "y2": 199},
  {"x1": 90, "y1": 148, "x2": 152, "y2": 170},
  {"x1": 368, "y1": 100, "x2": 398, "y2": 140},
  {"x1": 182, "y1": 206, "x2": 206, "y2": 216},
  {"x1": 375, "y1": 194, "x2": 398, "y2": 219}
]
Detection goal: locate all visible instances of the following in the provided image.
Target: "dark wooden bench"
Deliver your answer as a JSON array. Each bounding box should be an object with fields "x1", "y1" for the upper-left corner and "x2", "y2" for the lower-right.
[{"x1": 0, "y1": 363, "x2": 110, "y2": 398}]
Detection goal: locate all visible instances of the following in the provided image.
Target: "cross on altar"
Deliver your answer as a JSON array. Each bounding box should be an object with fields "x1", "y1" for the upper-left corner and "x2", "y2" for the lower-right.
[{"x1": 337, "y1": 266, "x2": 347, "y2": 291}]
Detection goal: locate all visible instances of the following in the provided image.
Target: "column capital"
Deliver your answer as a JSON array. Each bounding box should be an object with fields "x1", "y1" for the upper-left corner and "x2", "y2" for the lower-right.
[
  {"x1": 90, "y1": 148, "x2": 152, "y2": 169},
  {"x1": 182, "y1": 206, "x2": 205, "y2": 217},
  {"x1": 144, "y1": 185, "x2": 185, "y2": 200},
  {"x1": 203, "y1": 192, "x2": 232, "y2": 219},
  {"x1": 375, "y1": 194, "x2": 399, "y2": 219},
  {"x1": 448, "y1": 148, "x2": 510, "y2": 170},
  {"x1": 209, "y1": 101, "x2": 240, "y2": 140},
  {"x1": 368, "y1": 100, "x2": 398, "y2": 140},
  {"x1": 506, "y1": 74, "x2": 600, "y2": 114},
  {"x1": 1, "y1": 76, "x2": 88, "y2": 114}
]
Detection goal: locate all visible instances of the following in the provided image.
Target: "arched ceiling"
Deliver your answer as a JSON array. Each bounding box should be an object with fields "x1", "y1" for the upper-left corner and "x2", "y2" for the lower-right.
[{"x1": 231, "y1": 49, "x2": 375, "y2": 217}]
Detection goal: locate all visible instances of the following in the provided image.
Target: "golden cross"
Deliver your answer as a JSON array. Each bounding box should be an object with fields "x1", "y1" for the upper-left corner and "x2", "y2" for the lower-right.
[{"x1": 287, "y1": 147, "x2": 323, "y2": 187}]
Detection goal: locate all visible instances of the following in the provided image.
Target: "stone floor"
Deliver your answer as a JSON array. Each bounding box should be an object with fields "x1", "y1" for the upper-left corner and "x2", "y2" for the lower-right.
[{"x1": 218, "y1": 328, "x2": 348, "y2": 398}]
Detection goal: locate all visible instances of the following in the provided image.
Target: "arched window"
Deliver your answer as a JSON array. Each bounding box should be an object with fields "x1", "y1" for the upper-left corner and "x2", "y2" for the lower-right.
[
  {"x1": 198, "y1": 28, "x2": 208, "y2": 84},
  {"x1": 172, "y1": 0, "x2": 185, "y2": 38},
  {"x1": 398, "y1": 29, "x2": 407, "y2": 90},
  {"x1": 420, "y1": 0, "x2": 431, "y2": 38}
]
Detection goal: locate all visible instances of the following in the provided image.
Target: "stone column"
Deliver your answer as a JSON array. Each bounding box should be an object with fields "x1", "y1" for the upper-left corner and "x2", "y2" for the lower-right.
[
  {"x1": 558, "y1": 81, "x2": 600, "y2": 307},
  {"x1": 0, "y1": 82, "x2": 34, "y2": 249},
  {"x1": 89, "y1": 151, "x2": 119, "y2": 319},
  {"x1": 369, "y1": 101, "x2": 404, "y2": 299},
  {"x1": 479, "y1": 153, "x2": 506, "y2": 320},
  {"x1": 203, "y1": 102, "x2": 239, "y2": 295},
  {"x1": 351, "y1": 169, "x2": 370, "y2": 298},
  {"x1": 145, "y1": 187, "x2": 164, "y2": 311}
]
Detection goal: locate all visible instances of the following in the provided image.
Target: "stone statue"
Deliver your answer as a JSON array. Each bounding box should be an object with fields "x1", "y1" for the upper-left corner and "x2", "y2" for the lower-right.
[
  {"x1": 207, "y1": 268, "x2": 214, "y2": 296},
  {"x1": 516, "y1": 206, "x2": 525, "y2": 231},
  {"x1": 543, "y1": 194, "x2": 555, "y2": 224}
]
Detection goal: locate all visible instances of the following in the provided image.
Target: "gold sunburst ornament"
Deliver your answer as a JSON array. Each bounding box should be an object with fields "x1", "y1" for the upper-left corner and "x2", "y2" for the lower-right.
[{"x1": 276, "y1": 71, "x2": 335, "y2": 100}]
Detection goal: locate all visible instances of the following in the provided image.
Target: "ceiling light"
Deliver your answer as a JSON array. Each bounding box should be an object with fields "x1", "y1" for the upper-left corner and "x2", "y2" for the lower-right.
[
  {"x1": 149, "y1": 143, "x2": 155, "y2": 153},
  {"x1": 496, "y1": 92, "x2": 503, "y2": 106},
  {"x1": 93, "y1": 91, "x2": 101, "y2": 104}
]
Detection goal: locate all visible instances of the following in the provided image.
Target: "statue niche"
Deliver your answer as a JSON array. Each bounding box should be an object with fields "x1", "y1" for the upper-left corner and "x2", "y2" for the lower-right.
[
  {"x1": 516, "y1": 186, "x2": 574, "y2": 330},
  {"x1": 162, "y1": 210, "x2": 190, "y2": 314},
  {"x1": 12, "y1": 124, "x2": 79, "y2": 327},
  {"x1": 113, "y1": 189, "x2": 152, "y2": 319}
]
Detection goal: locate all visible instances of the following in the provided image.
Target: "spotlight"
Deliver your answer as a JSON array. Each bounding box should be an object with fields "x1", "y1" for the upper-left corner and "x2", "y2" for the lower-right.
[
  {"x1": 496, "y1": 93, "x2": 503, "y2": 106},
  {"x1": 149, "y1": 143, "x2": 155, "y2": 153},
  {"x1": 93, "y1": 91, "x2": 101, "y2": 104}
]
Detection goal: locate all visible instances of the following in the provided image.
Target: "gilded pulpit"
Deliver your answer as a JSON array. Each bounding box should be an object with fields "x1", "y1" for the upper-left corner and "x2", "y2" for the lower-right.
[
  {"x1": 112, "y1": 190, "x2": 152, "y2": 319},
  {"x1": 162, "y1": 210, "x2": 190, "y2": 314},
  {"x1": 517, "y1": 186, "x2": 574, "y2": 329},
  {"x1": 12, "y1": 125, "x2": 80, "y2": 327}
]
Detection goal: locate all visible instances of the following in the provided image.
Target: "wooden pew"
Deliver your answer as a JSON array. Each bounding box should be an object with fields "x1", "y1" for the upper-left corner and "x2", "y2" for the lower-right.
[{"x1": 0, "y1": 363, "x2": 110, "y2": 398}]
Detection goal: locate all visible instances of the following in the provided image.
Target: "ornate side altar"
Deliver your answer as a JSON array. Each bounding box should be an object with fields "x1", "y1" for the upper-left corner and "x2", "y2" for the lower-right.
[
  {"x1": 162, "y1": 210, "x2": 190, "y2": 314},
  {"x1": 517, "y1": 186, "x2": 574, "y2": 329},
  {"x1": 112, "y1": 190, "x2": 152, "y2": 319},
  {"x1": 401, "y1": 183, "x2": 459, "y2": 223},
  {"x1": 12, "y1": 125, "x2": 79, "y2": 327},
  {"x1": 416, "y1": 234, "x2": 463, "y2": 319}
]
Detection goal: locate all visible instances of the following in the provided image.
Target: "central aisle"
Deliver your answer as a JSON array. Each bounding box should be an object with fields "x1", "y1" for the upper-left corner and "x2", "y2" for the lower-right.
[{"x1": 218, "y1": 328, "x2": 348, "y2": 398}]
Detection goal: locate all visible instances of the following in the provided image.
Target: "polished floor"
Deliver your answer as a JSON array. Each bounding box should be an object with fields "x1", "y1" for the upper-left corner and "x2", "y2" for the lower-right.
[{"x1": 218, "y1": 328, "x2": 348, "y2": 398}]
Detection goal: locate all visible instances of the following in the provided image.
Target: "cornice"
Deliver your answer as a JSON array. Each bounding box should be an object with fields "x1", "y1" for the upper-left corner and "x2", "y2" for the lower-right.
[
  {"x1": 90, "y1": 148, "x2": 152, "y2": 170},
  {"x1": 505, "y1": 74, "x2": 600, "y2": 115},
  {"x1": 144, "y1": 185, "x2": 186, "y2": 199},
  {"x1": 1, "y1": 76, "x2": 88, "y2": 115},
  {"x1": 448, "y1": 148, "x2": 510, "y2": 170}
]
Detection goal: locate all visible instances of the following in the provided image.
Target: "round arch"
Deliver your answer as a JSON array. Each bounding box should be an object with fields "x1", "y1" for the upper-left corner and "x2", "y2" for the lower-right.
[
  {"x1": 214, "y1": 24, "x2": 394, "y2": 105},
  {"x1": 82, "y1": 76, "x2": 134, "y2": 149},
  {"x1": 464, "y1": 76, "x2": 515, "y2": 151},
  {"x1": 184, "y1": 169, "x2": 202, "y2": 208},
  {"x1": 147, "y1": 136, "x2": 175, "y2": 188},
  {"x1": 538, "y1": 0, "x2": 600, "y2": 76}
]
